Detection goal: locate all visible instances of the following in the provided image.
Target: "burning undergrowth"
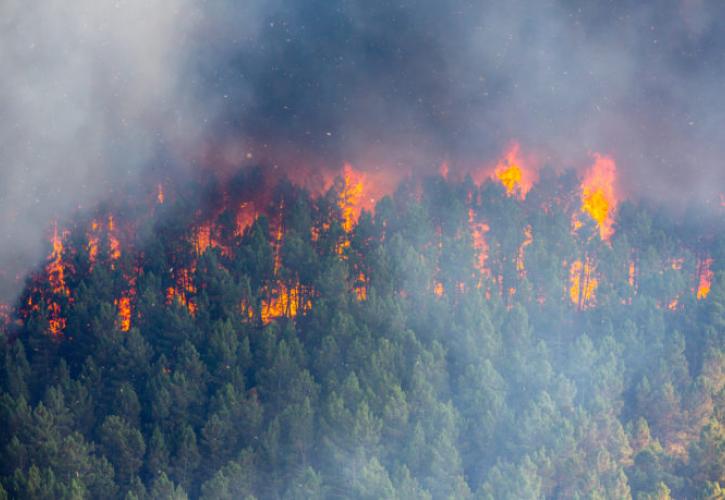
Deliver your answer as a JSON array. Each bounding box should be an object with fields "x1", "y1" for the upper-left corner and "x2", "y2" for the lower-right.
[
  {"x1": 3, "y1": 147, "x2": 721, "y2": 339},
  {"x1": 0, "y1": 148, "x2": 723, "y2": 499}
]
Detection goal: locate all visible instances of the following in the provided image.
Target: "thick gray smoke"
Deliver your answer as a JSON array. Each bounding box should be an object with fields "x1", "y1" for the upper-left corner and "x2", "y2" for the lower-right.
[
  {"x1": 215, "y1": 0, "x2": 725, "y2": 198},
  {"x1": 1, "y1": 0, "x2": 724, "y2": 300}
]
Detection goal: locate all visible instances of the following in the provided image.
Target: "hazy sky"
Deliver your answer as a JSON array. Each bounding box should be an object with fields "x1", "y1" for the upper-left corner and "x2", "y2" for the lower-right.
[{"x1": 1, "y1": 0, "x2": 724, "y2": 299}]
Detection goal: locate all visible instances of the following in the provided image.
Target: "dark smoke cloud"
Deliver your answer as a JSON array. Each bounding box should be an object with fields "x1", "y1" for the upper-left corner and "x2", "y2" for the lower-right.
[
  {"x1": 200, "y1": 0, "x2": 725, "y2": 198},
  {"x1": 1, "y1": 0, "x2": 724, "y2": 299}
]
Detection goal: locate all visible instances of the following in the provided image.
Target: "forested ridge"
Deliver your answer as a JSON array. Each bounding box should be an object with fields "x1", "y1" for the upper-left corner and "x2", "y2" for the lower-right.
[{"x1": 0, "y1": 167, "x2": 723, "y2": 499}]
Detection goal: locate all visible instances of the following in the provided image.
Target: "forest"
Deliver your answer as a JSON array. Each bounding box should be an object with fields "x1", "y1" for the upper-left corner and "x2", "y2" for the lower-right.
[{"x1": 0, "y1": 159, "x2": 723, "y2": 499}]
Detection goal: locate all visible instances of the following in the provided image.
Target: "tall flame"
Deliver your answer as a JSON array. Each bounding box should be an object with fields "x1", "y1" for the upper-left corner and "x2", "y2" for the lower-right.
[
  {"x1": 88, "y1": 220, "x2": 100, "y2": 266},
  {"x1": 256, "y1": 199, "x2": 314, "y2": 324},
  {"x1": 235, "y1": 202, "x2": 258, "y2": 236},
  {"x1": 338, "y1": 164, "x2": 366, "y2": 233},
  {"x1": 261, "y1": 284, "x2": 301, "y2": 324},
  {"x1": 355, "y1": 272, "x2": 368, "y2": 301},
  {"x1": 48, "y1": 302, "x2": 66, "y2": 336},
  {"x1": 167, "y1": 267, "x2": 197, "y2": 316},
  {"x1": 88, "y1": 217, "x2": 122, "y2": 266},
  {"x1": 116, "y1": 296, "x2": 131, "y2": 331},
  {"x1": 493, "y1": 143, "x2": 535, "y2": 199},
  {"x1": 569, "y1": 257, "x2": 598, "y2": 309},
  {"x1": 108, "y1": 215, "x2": 121, "y2": 261},
  {"x1": 580, "y1": 153, "x2": 618, "y2": 240},
  {"x1": 195, "y1": 224, "x2": 212, "y2": 255},
  {"x1": 46, "y1": 223, "x2": 69, "y2": 335},
  {"x1": 468, "y1": 209, "x2": 490, "y2": 278},
  {"x1": 696, "y1": 257, "x2": 713, "y2": 300},
  {"x1": 516, "y1": 225, "x2": 533, "y2": 277},
  {"x1": 272, "y1": 200, "x2": 285, "y2": 273},
  {"x1": 47, "y1": 224, "x2": 68, "y2": 296}
]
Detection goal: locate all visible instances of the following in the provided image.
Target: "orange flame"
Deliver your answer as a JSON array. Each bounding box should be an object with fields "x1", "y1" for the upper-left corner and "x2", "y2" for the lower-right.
[
  {"x1": 157, "y1": 184, "x2": 165, "y2": 204},
  {"x1": 569, "y1": 257, "x2": 598, "y2": 309},
  {"x1": 580, "y1": 153, "x2": 618, "y2": 240},
  {"x1": 272, "y1": 201, "x2": 285, "y2": 272},
  {"x1": 116, "y1": 296, "x2": 131, "y2": 331},
  {"x1": 330, "y1": 162, "x2": 398, "y2": 238},
  {"x1": 47, "y1": 224, "x2": 69, "y2": 296},
  {"x1": 338, "y1": 164, "x2": 366, "y2": 233},
  {"x1": 261, "y1": 285, "x2": 295, "y2": 324},
  {"x1": 468, "y1": 209, "x2": 490, "y2": 278},
  {"x1": 88, "y1": 220, "x2": 100, "y2": 266},
  {"x1": 167, "y1": 267, "x2": 197, "y2": 315},
  {"x1": 260, "y1": 283, "x2": 312, "y2": 324},
  {"x1": 48, "y1": 302, "x2": 66, "y2": 335},
  {"x1": 235, "y1": 202, "x2": 258, "y2": 236},
  {"x1": 195, "y1": 224, "x2": 212, "y2": 255},
  {"x1": 433, "y1": 282, "x2": 444, "y2": 297},
  {"x1": 180, "y1": 268, "x2": 196, "y2": 294},
  {"x1": 332, "y1": 164, "x2": 369, "y2": 255},
  {"x1": 167, "y1": 286, "x2": 197, "y2": 316},
  {"x1": 88, "y1": 217, "x2": 123, "y2": 266},
  {"x1": 492, "y1": 143, "x2": 535, "y2": 199},
  {"x1": 240, "y1": 298, "x2": 255, "y2": 320},
  {"x1": 355, "y1": 272, "x2": 368, "y2": 301},
  {"x1": 696, "y1": 257, "x2": 713, "y2": 300},
  {"x1": 108, "y1": 215, "x2": 121, "y2": 261},
  {"x1": 45, "y1": 225, "x2": 69, "y2": 335},
  {"x1": 516, "y1": 225, "x2": 533, "y2": 277},
  {"x1": 628, "y1": 260, "x2": 637, "y2": 289}
]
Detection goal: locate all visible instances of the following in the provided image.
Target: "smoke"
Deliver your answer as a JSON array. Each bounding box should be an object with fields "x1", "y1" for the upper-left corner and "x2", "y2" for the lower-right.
[
  {"x1": 1, "y1": 0, "x2": 724, "y2": 299},
  {"x1": 0, "y1": 0, "x2": 203, "y2": 297},
  {"x1": 211, "y1": 0, "x2": 725, "y2": 201}
]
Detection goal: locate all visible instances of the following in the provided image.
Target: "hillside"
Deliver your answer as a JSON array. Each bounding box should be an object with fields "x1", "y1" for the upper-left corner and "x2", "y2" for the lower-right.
[{"x1": 0, "y1": 163, "x2": 723, "y2": 499}]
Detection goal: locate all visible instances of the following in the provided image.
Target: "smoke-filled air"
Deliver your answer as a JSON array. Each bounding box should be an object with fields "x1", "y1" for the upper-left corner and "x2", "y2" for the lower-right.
[{"x1": 0, "y1": 1, "x2": 723, "y2": 499}]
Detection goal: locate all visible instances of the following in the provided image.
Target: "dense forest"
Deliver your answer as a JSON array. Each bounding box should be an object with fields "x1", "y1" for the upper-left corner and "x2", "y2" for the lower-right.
[{"x1": 0, "y1": 163, "x2": 723, "y2": 499}]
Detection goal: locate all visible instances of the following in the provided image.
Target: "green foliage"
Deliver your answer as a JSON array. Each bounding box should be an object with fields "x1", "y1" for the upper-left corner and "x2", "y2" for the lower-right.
[
  {"x1": 98, "y1": 415, "x2": 146, "y2": 488},
  {"x1": 0, "y1": 174, "x2": 722, "y2": 498}
]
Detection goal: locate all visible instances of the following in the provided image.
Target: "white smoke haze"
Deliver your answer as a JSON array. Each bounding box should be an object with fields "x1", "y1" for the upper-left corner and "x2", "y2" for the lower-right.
[{"x1": 0, "y1": 0, "x2": 206, "y2": 297}]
